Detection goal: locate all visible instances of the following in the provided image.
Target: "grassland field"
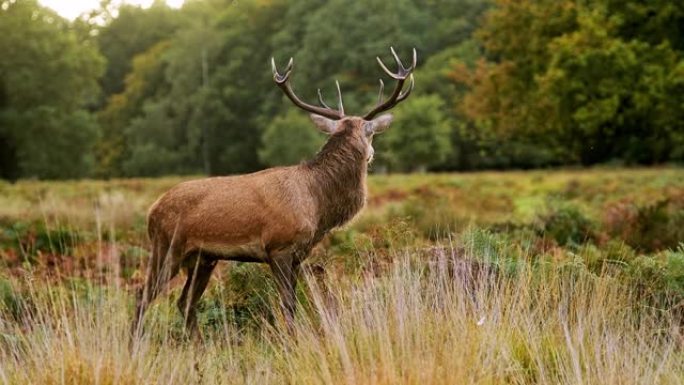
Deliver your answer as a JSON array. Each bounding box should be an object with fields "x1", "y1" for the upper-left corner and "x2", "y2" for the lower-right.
[{"x1": 0, "y1": 168, "x2": 683, "y2": 384}]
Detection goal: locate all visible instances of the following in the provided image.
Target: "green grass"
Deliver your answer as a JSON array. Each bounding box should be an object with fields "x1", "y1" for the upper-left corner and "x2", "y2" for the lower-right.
[{"x1": 0, "y1": 168, "x2": 683, "y2": 384}]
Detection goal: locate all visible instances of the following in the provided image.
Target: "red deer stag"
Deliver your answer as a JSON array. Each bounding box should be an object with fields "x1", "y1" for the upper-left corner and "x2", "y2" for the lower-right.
[{"x1": 131, "y1": 47, "x2": 416, "y2": 339}]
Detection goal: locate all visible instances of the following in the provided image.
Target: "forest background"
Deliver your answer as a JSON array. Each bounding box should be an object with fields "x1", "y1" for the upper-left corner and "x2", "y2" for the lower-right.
[{"x1": 2, "y1": 0, "x2": 683, "y2": 181}]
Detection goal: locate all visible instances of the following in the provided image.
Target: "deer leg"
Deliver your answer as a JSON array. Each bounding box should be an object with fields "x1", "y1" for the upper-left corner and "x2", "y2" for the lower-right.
[
  {"x1": 130, "y1": 237, "x2": 180, "y2": 343},
  {"x1": 177, "y1": 256, "x2": 216, "y2": 339},
  {"x1": 269, "y1": 255, "x2": 300, "y2": 333}
]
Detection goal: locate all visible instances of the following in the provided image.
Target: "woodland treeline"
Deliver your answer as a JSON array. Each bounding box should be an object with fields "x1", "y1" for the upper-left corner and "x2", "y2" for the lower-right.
[{"x1": 1, "y1": 0, "x2": 683, "y2": 180}]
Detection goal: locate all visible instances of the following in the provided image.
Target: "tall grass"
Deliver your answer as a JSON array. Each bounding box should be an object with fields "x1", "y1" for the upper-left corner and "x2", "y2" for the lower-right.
[
  {"x1": 1, "y1": 243, "x2": 681, "y2": 384},
  {"x1": 1, "y1": 169, "x2": 682, "y2": 384}
]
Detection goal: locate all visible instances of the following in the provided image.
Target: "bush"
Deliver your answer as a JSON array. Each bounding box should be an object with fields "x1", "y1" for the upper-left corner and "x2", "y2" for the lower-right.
[
  {"x1": 202, "y1": 263, "x2": 277, "y2": 330},
  {"x1": 603, "y1": 198, "x2": 684, "y2": 252},
  {"x1": 537, "y1": 203, "x2": 595, "y2": 246},
  {"x1": 628, "y1": 245, "x2": 684, "y2": 310}
]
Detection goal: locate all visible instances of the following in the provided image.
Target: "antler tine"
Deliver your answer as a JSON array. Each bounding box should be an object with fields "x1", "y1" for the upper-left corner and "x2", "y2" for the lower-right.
[
  {"x1": 396, "y1": 74, "x2": 414, "y2": 102},
  {"x1": 317, "y1": 89, "x2": 332, "y2": 109},
  {"x1": 317, "y1": 81, "x2": 344, "y2": 115},
  {"x1": 376, "y1": 46, "x2": 416, "y2": 80},
  {"x1": 389, "y1": 46, "x2": 406, "y2": 72},
  {"x1": 271, "y1": 57, "x2": 293, "y2": 84},
  {"x1": 271, "y1": 56, "x2": 344, "y2": 120},
  {"x1": 363, "y1": 48, "x2": 417, "y2": 120},
  {"x1": 377, "y1": 79, "x2": 385, "y2": 105},
  {"x1": 271, "y1": 57, "x2": 281, "y2": 80},
  {"x1": 376, "y1": 56, "x2": 403, "y2": 80},
  {"x1": 335, "y1": 80, "x2": 344, "y2": 116}
]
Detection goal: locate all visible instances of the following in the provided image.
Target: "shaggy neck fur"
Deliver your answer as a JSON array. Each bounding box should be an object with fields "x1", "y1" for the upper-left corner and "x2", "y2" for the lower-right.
[{"x1": 304, "y1": 122, "x2": 368, "y2": 236}]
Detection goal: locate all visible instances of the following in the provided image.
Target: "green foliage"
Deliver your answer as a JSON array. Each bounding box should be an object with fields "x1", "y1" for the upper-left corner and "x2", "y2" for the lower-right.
[
  {"x1": 4, "y1": 108, "x2": 99, "y2": 179},
  {"x1": 629, "y1": 245, "x2": 684, "y2": 305},
  {"x1": 0, "y1": 0, "x2": 104, "y2": 179},
  {"x1": 457, "y1": 0, "x2": 684, "y2": 166},
  {"x1": 97, "y1": 40, "x2": 176, "y2": 177},
  {"x1": 258, "y1": 111, "x2": 325, "y2": 167},
  {"x1": 201, "y1": 0, "x2": 291, "y2": 175},
  {"x1": 2, "y1": 0, "x2": 683, "y2": 179},
  {"x1": 537, "y1": 12, "x2": 683, "y2": 164},
  {"x1": 537, "y1": 203, "x2": 595, "y2": 246},
  {"x1": 421, "y1": 41, "x2": 481, "y2": 105},
  {"x1": 421, "y1": 0, "x2": 490, "y2": 53},
  {"x1": 96, "y1": 1, "x2": 182, "y2": 98},
  {"x1": 380, "y1": 95, "x2": 452, "y2": 171},
  {"x1": 461, "y1": 228, "x2": 524, "y2": 275},
  {"x1": 203, "y1": 263, "x2": 276, "y2": 330},
  {"x1": 294, "y1": 0, "x2": 429, "y2": 111}
]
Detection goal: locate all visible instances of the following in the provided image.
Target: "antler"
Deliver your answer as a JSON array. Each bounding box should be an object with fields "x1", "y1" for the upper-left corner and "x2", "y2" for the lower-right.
[
  {"x1": 363, "y1": 47, "x2": 417, "y2": 120},
  {"x1": 271, "y1": 57, "x2": 345, "y2": 120}
]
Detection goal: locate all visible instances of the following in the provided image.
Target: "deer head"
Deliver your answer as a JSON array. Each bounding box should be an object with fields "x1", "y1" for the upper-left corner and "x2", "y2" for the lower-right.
[{"x1": 271, "y1": 47, "x2": 417, "y2": 163}]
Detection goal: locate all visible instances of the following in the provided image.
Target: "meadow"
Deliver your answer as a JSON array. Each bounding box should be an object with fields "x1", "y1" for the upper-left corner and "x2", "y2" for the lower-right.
[{"x1": 0, "y1": 168, "x2": 683, "y2": 384}]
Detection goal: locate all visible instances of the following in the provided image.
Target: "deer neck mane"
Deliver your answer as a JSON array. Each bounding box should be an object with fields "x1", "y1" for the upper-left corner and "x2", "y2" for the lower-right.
[{"x1": 304, "y1": 125, "x2": 367, "y2": 235}]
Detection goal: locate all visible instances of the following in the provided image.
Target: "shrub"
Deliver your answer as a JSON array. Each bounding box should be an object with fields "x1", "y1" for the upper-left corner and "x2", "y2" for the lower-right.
[
  {"x1": 202, "y1": 263, "x2": 277, "y2": 330},
  {"x1": 603, "y1": 198, "x2": 684, "y2": 252},
  {"x1": 537, "y1": 203, "x2": 595, "y2": 246},
  {"x1": 628, "y1": 245, "x2": 684, "y2": 311}
]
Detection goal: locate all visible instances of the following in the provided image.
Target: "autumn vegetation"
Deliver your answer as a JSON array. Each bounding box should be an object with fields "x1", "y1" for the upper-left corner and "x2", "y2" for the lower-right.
[{"x1": 1, "y1": 169, "x2": 683, "y2": 383}]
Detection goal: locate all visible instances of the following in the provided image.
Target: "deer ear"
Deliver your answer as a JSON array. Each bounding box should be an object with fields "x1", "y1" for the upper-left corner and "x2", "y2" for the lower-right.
[
  {"x1": 365, "y1": 113, "x2": 393, "y2": 135},
  {"x1": 310, "y1": 114, "x2": 337, "y2": 134}
]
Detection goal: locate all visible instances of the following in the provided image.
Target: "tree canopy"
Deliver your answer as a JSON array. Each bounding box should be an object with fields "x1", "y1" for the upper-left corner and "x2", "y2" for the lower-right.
[
  {"x1": 455, "y1": 0, "x2": 684, "y2": 166},
  {"x1": 1, "y1": 0, "x2": 681, "y2": 180},
  {"x1": 0, "y1": 0, "x2": 103, "y2": 179}
]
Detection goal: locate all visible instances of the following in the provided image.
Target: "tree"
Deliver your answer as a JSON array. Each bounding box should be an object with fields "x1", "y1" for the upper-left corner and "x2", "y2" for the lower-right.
[
  {"x1": 455, "y1": 0, "x2": 684, "y2": 165},
  {"x1": 380, "y1": 95, "x2": 452, "y2": 172},
  {"x1": 258, "y1": 110, "x2": 325, "y2": 167},
  {"x1": 422, "y1": 0, "x2": 490, "y2": 55},
  {"x1": 0, "y1": 0, "x2": 103, "y2": 179},
  {"x1": 97, "y1": 41, "x2": 176, "y2": 177},
  {"x1": 294, "y1": 0, "x2": 429, "y2": 114},
  {"x1": 419, "y1": 41, "x2": 485, "y2": 170},
  {"x1": 535, "y1": 13, "x2": 683, "y2": 164},
  {"x1": 200, "y1": 0, "x2": 292, "y2": 174},
  {"x1": 96, "y1": 1, "x2": 181, "y2": 99},
  {"x1": 96, "y1": 0, "x2": 292, "y2": 177},
  {"x1": 8, "y1": 108, "x2": 99, "y2": 179},
  {"x1": 88, "y1": 0, "x2": 492, "y2": 177}
]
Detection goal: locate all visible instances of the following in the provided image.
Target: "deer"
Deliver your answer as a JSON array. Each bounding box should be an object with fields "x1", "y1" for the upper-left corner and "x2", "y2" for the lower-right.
[{"x1": 130, "y1": 47, "x2": 417, "y2": 340}]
